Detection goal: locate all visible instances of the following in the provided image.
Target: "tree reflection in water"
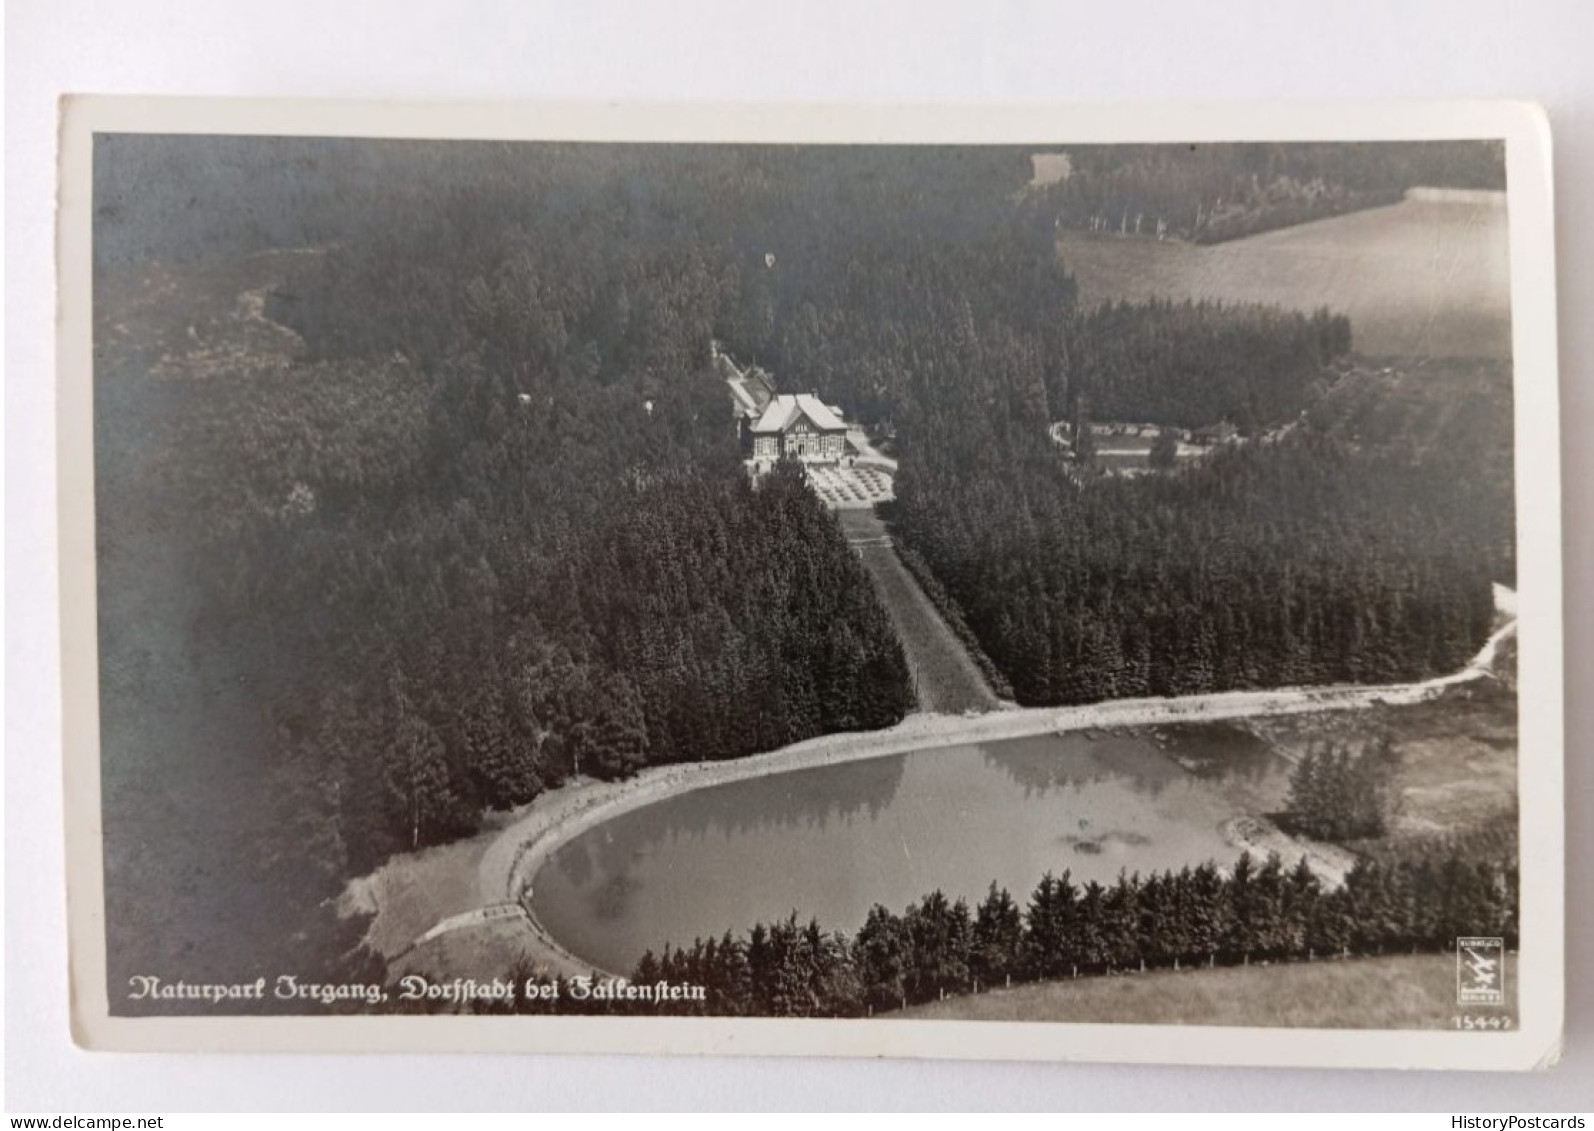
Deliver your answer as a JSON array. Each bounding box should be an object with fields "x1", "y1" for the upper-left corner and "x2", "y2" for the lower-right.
[
  {"x1": 534, "y1": 728, "x2": 1291, "y2": 972},
  {"x1": 551, "y1": 754, "x2": 907, "y2": 889},
  {"x1": 980, "y1": 725, "x2": 1280, "y2": 797}
]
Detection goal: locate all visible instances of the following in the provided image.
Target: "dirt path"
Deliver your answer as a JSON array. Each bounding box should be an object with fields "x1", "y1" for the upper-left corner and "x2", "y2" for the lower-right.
[{"x1": 844, "y1": 428, "x2": 896, "y2": 469}]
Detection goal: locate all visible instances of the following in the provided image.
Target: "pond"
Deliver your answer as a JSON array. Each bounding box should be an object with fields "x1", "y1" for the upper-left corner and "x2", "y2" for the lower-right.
[{"x1": 530, "y1": 726, "x2": 1289, "y2": 974}]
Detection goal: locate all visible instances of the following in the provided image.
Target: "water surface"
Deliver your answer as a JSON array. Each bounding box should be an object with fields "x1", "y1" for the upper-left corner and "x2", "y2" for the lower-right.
[{"x1": 532, "y1": 726, "x2": 1286, "y2": 973}]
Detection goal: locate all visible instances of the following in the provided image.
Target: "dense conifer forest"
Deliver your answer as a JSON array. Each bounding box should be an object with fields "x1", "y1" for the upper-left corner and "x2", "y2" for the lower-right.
[
  {"x1": 142, "y1": 292, "x2": 915, "y2": 885},
  {"x1": 889, "y1": 423, "x2": 1500, "y2": 706},
  {"x1": 96, "y1": 136, "x2": 1510, "y2": 993}
]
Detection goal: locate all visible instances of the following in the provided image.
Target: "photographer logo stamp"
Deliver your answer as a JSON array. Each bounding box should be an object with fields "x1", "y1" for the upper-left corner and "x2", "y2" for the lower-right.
[{"x1": 1456, "y1": 936, "x2": 1506, "y2": 1005}]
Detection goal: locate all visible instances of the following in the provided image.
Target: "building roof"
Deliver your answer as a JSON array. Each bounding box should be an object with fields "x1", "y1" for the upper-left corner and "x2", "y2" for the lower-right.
[
  {"x1": 749, "y1": 394, "x2": 847, "y2": 435},
  {"x1": 717, "y1": 345, "x2": 777, "y2": 419},
  {"x1": 745, "y1": 367, "x2": 776, "y2": 398},
  {"x1": 727, "y1": 378, "x2": 761, "y2": 417}
]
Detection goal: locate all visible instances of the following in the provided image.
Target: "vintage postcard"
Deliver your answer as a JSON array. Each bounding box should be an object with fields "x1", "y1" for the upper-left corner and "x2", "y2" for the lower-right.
[{"x1": 57, "y1": 98, "x2": 1564, "y2": 1069}]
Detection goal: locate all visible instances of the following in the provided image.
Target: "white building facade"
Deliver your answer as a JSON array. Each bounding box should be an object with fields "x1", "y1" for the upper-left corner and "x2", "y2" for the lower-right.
[{"x1": 749, "y1": 394, "x2": 849, "y2": 462}]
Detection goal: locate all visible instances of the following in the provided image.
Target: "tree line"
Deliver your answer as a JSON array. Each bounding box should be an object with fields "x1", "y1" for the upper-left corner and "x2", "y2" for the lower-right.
[
  {"x1": 1031, "y1": 140, "x2": 1506, "y2": 244},
  {"x1": 451, "y1": 842, "x2": 1515, "y2": 1018}
]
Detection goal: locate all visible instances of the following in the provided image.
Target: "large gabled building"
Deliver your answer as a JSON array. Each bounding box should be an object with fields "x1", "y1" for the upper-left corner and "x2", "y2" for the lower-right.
[{"x1": 749, "y1": 394, "x2": 849, "y2": 463}]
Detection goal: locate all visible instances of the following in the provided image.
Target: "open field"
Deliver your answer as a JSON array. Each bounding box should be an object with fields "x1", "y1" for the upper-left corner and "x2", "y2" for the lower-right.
[
  {"x1": 855, "y1": 540, "x2": 999, "y2": 712},
  {"x1": 896, "y1": 953, "x2": 1515, "y2": 1029},
  {"x1": 1058, "y1": 195, "x2": 1510, "y2": 359},
  {"x1": 1242, "y1": 680, "x2": 1517, "y2": 841}
]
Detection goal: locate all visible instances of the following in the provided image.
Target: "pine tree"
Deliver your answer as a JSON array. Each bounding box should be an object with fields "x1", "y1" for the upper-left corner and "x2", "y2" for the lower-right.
[
  {"x1": 1024, "y1": 870, "x2": 1079, "y2": 978},
  {"x1": 854, "y1": 905, "x2": 913, "y2": 1013},
  {"x1": 1225, "y1": 852, "x2": 1261, "y2": 963},
  {"x1": 971, "y1": 883, "x2": 1024, "y2": 987}
]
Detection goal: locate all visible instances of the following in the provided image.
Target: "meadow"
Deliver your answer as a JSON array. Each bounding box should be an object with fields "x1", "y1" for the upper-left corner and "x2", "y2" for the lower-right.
[
  {"x1": 1058, "y1": 195, "x2": 1511, "y2": 360},
  {"x1": 898, "y1": 952, "x2": 1514, "y2": 1029}
]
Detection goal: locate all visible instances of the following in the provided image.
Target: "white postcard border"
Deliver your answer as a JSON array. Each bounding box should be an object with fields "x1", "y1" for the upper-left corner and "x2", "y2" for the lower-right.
[{"x1": 57, "y1": 95, "x2": 1564, "y2": 1069}]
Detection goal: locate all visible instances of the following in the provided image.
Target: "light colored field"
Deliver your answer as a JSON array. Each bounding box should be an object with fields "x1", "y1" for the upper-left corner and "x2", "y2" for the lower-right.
[
  {"x1": 897, "y1": 953, "x2": 1514, "y2": 1029},
  {"x1": 1059, "y1": 195, "x2": 1511, "y2": 359},
  {"x1": 1030, "y1": 152, "x2": 1073, "y2": 186},
  {"x1": 850, "y1": 550, "x2": 1001, "y2": 714}
]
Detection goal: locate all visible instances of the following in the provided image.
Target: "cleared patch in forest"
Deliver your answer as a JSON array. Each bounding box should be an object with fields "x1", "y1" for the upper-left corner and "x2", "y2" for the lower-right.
[
  {"x1": 897, "y1": 952, "x2": 1514, "y2": 1028},
  {"x1": 1058, "y1": 195, "x2": 1510, "y2": 360},
  {"x1": 1049, "y1": 422, "x2": 1210, "y2": 473},
  {"x1": 339, "y1": 806, "x2": 525, "y2": 958},
  {"x1": 840, "y1": 510, "x2": 1001, "y2": 714}
]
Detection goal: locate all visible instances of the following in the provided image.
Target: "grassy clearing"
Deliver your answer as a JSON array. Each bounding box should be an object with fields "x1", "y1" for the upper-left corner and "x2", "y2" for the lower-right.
[
  {"x1": 835, "y1": 507, "x2": 890, "y2": 541},
  {"x1": 837, "y1": 511, "x2": 1000, "y2": 714},
  {"x1": 341, "y1": 806, "x2": 528, "y2": 957},
  {"x1": 897, "y1": 953, "x2": 1514, "y2": 1029},
  {"x1": 392, "y1": 917, "x2": 546, "y2": 982},
  {"x1": 1240, "y1": 678, "x2": 1516, "y2": 841},
  {"x1": 856, "y1": 542, "x2": 1000, "y2": 714},
  {"x1": 1058, "y1": 197, "x2": 1510, "y2": 360}
]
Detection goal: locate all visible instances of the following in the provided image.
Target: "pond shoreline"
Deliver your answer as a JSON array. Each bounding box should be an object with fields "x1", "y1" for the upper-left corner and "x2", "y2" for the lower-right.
[{"x1": 360, "y1": 608, "x2": 1514, "y2": 982}]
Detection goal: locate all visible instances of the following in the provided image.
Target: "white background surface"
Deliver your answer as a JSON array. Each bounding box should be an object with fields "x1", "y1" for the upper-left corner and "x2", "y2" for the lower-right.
[{"x1": 6, "y1": 0, "x2": 1592, "y2": 1112}]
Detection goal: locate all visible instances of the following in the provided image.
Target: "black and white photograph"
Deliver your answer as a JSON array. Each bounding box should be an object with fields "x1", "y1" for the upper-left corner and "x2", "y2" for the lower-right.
[{"x1": 54, "y1": 99, "x2": 1564, "y2": 1068}]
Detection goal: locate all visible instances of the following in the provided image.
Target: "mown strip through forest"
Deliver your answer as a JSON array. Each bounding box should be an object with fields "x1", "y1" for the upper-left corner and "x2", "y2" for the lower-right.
[{"x1": 835, "y1": 508, "x2": 1003, "y2": 715}]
